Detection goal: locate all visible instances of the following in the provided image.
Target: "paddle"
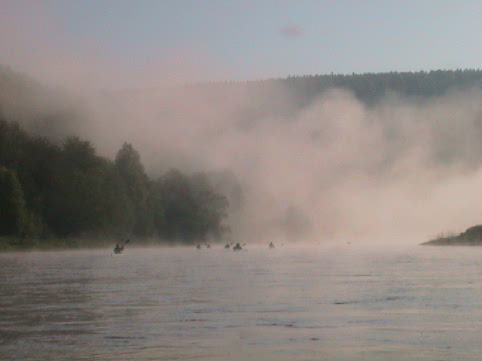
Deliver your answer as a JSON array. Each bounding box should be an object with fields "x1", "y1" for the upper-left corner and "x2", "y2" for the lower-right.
[{"x1": 112, "y1": 239, "x2": 130, "y2": 255}]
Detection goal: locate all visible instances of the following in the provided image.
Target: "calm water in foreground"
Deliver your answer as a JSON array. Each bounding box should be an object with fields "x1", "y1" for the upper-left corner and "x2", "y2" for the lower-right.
[{"x1": 0, "y1": 244, "x2": 481, "y2": 361}]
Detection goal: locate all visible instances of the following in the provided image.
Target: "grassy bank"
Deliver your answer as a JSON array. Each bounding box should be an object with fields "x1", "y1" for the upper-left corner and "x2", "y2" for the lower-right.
[{"x1": 421, "y1": 225, "x2": 482, "y2": 246}]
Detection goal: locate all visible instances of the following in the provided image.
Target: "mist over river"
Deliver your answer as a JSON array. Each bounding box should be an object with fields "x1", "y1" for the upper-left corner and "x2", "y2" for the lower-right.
[{"x1": 1, "y1": 244, "x2": 481, "y2": 361}]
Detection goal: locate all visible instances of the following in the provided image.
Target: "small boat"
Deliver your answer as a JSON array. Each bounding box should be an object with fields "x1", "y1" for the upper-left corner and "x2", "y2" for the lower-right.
[
  {"x1": 113, "y1": 239, "x2": 130, "y2": 254},
  {"x1": 113, "y1": 246, "x2": 124, "y2": 254},
  {"x1": 233, "y1": 243, "x2": 242, "y2": 251}
]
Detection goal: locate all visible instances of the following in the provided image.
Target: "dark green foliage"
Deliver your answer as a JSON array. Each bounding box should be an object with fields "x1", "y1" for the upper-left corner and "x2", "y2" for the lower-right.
[
  {"x1": 43, "y1": 138, "x2": 103, "y2": 236},
  {"x1": 94, "y1": 158, "x2": 134, "y2": 236},
  {"x1": 274, "y1": 69, "x2": 482, "y2": 105},
  {"x1": 153, "y1": 169, "x2": 230, "y2": 243},
  {"x1": 115, "y1": 142, "x2": 154, "y2": 237},
  {"x1": 115, "y1": 143, "x2": 149, "y2": 205},
  {"x1": 149, "y1": 178, "x2": 167, "y2": 237},
  {"x1": 0, "y1": 118, "x2": 230, "y2": 246},
  {"x1": 0, "y1": 164, "x2": 42, "y2": 243},
  {"x1": 0, "y1": 166, "x2": 27, "y2": 236},
  {"x1": 190, "y1": 173, "x2": 230, "y2": 240},
  {"x1": 463, "y1": 225, "x2": 482, "y2": 239},
  {"x1": 43, "y1": 137, "x2": 133, "y2": 237},
  {"x1": 422, "y1": 225, "x2": 482, "y2": 246}
]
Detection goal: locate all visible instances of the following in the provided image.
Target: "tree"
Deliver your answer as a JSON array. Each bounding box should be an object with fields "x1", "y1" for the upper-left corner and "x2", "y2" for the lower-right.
[
  {"x1": 0, "y1": 166, "x2": 27, "y2": 236},
  {"x1": 156, "y1": 169, "x2": 230, "y2": 243},
  {"x1": 115, "y1": 142, "x2": 153, "y2": 237},
  {"x1": 43, "y1": 138, "x2": 100, "y2": 236},
  {"x1": 190, "y1": 172, "x2": 230, "y2": 240},
  {"x1": 156, "y1": 169, "x2": 193, "y2": 242},
  {"x1": 94, "y1": 159, "x2": 133, "y2": 236},
  {"x1": 149, "y1": 178, "x2": 167, "y2": 240},
  {"x1": 44, "y1": 137, "x2": 132, "y2": 237}
]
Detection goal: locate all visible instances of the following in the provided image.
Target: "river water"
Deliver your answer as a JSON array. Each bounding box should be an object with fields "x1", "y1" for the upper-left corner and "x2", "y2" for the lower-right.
[{"x1": 0, "y1": 244, "x2": 481, "y2": 361}]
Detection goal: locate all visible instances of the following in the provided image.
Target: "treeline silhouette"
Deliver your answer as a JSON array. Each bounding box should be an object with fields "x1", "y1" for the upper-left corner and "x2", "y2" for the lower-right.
[
  {"x1": 281, "y1": 69, "x2": 481, "y2": 104},
  {"x1": 180, "y1": 69, "x2": 482, "y2": 121},
  {"x1": 0, "y1": 119, "x2": 230, "y2": 248},
  {"x1": 201, "y1": 69, "x2": 482, "y2": 104}
]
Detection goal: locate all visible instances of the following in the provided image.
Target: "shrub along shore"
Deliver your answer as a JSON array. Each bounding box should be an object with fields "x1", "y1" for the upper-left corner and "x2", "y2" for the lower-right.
[{"x1": 421, "y1": 225, "x2": 482, "y2": 246}]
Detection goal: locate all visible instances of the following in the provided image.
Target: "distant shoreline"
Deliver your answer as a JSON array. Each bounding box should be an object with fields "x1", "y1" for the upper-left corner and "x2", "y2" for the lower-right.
[
  {"x1": 0, "y1": 237, "x2": 216, "y2": 253},
  {"x1": 421, "y1": 225, "x2": 482, "y2": 246},
  {"x1": 0, "y1": 237, "x2": 114, "y2": 252}
]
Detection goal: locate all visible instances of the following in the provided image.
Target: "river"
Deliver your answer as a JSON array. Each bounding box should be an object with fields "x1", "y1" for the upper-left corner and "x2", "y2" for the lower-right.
[{"x1": 0, "y1": 244, "x2": 481, "y2": 360}]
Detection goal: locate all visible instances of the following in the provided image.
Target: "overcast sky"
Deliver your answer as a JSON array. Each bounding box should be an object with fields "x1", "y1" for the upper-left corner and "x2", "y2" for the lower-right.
[{"x1": 1, "y1": 0, "x2": 480, "y2": 87}]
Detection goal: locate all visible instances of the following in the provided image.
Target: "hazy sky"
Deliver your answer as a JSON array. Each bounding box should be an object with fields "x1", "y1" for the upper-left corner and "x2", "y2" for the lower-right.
[{"x1": 1, "y1": 0, "x2": 480, "y2": 87}]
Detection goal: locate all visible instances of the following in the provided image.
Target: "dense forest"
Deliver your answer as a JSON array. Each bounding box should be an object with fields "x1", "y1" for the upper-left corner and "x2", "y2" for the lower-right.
[
  {"x1": 281, "y1": 69, "x2": 481, "y2": 103},
  {"x1": 0, "y1": 119, "x2": 230, "y2": 248},
  {"x1": 0, "y1": 67, "x2": 481, "y2": 249},
  {"x1": 194, "y1": 68, "x2": 482, "y2": 105}
]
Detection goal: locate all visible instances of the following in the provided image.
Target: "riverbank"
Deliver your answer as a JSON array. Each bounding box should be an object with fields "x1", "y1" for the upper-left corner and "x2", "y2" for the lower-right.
[
  {"x1": 0, "y1": 237, "x2": 117, "y2": 252},
  {"x1": 421, "y1": 225, "x2": 482, "y2": 246},
  {"x1": 0, "y1": 237, "x2": 211, "y2": 252}
]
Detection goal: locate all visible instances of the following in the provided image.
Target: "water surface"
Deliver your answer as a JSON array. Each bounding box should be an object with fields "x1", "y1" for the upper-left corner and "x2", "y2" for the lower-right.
[{"x1": 1, "y1": 244, "x2": 481, "y2": 360}]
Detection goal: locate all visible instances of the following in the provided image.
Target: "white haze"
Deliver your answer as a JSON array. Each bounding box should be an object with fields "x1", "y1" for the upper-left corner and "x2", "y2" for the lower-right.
[
  {"x1": 9, "y1": 78, "x2": 478, "y2": 246},
  {"x1": 82, "y1": 85, "x2": 482, "y2": 245}
]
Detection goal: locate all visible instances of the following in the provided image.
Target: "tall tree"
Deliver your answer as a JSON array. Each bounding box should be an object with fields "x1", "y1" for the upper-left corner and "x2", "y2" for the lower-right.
[
  {"x1": 115, "y1": 142, "x2": 153, "y2": 237},
  {"x1": 157, "y1": 169, "x2": 229, "y2": 243},
  {"x1": 0, "y1": 166, "x2": 27, "y2": 236},
  {"x1": 43, "y1": 137, "x2": 101, "y2": 236},
  {"x1": 156, "y1": 169, "x2": 192, "y2": 242}
]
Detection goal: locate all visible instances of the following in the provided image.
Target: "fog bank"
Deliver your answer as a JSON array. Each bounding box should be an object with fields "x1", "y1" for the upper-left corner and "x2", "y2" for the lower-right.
[{"x1": 18, "y1": 80, "x2": 479, "y2": 245}]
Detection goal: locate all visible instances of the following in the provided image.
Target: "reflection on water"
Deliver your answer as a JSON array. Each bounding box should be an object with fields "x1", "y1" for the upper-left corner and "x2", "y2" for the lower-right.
[{"x1": 0, "y1": 244, "x2": 481, "y2": 360}]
